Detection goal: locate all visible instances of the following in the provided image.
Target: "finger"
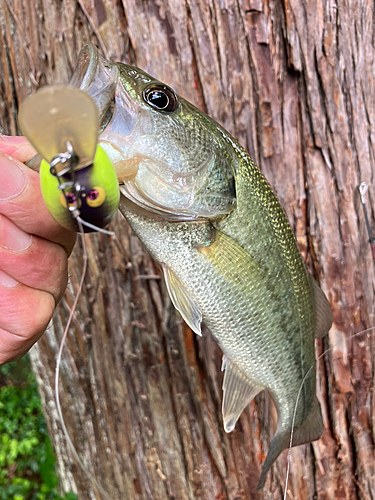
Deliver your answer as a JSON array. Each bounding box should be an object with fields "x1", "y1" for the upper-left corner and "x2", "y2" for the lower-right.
[
  {"x1": 0, "y1": 270, "x2": 55, "y2": 364},
  {"x1": 0, "y1": 324, "x2": 46, "y2": 363},
  {"x1": 0, "y1": 152, "x2": 76, "y2": 254},
  {"x1": 0, "y1": 215, "x2": 68, "y2": 303},
  {"x1": 0, "y1": 135, "x2": 36, "y2": 163}
]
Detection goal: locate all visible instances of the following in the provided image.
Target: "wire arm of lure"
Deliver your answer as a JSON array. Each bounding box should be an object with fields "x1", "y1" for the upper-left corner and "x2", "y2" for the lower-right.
[
  {"x1": 50, "y1": 140, "x2": 79, "y2": 174},
  {"x1": 50, "y1": 140, "x2": 78, "y2": 198}
]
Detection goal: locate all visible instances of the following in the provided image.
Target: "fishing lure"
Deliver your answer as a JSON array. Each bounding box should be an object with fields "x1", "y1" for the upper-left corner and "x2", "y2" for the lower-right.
[
  {"x1": 18, "y1": 85, "x2": 119, "y2": 233},
  {"x1": 18, "y1": 85, "x2": 120, "y2": 500}
]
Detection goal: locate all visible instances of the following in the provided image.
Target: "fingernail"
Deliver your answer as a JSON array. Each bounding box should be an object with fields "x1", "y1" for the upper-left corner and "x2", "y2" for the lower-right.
[
  {"x1": 0, "y1": 135, "x2": 27, "y2": 144},
  {"x1": 0, "y1": 269, "x2": 18, "y2": 288},
  {"x1": 0, "y1": 215, "x2": 32, "y2": 251},
  {"x1": 0, "y1": 154, "x2": 26, "y2": 200}
]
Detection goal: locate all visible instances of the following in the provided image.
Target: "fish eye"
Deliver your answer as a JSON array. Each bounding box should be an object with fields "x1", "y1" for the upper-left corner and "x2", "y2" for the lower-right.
[
  {"x1": 143, "y1": 85, "x2": 178, "y2": 112},
  {"x1": 86, "y1": 186, "x2": 106, "y2": 207}
]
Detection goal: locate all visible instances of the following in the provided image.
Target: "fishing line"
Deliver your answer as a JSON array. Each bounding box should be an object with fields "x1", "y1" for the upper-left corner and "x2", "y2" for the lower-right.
[
  {"x1": 18, "y1": 85, "x2": 119, "y2": 498},
  {"x1": 54, "y1": 218, "x2": 113, "y2": 500},
  {"x1": 76, "y1": 216, "x2": 115, "y2": 236},
  {"x1": 283, "y1": 326, "x2": 375, "y2": 500}
]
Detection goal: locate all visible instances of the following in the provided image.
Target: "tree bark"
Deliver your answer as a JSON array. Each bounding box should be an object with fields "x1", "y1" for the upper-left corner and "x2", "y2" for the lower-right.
[{"x1": 0, "y1": 0, "x2": 374, "y2": 499}]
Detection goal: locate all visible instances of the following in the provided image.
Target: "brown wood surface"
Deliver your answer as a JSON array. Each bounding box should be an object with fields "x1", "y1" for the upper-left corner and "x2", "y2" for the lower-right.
[{"x1": 0, "y1": 1, "x2": 374, "y2": 499}]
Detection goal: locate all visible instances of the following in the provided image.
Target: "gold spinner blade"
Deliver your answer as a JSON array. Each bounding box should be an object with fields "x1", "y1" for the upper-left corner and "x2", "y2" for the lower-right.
[{"x1": 19, "y1": 85, "x2": 99, "y2": 169}]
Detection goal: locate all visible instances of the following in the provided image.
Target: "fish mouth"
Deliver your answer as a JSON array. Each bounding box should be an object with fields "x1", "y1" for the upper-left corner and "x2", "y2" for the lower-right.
[
  {"x1": 69, "y1": 46, "x2": 213, "y2": 220},
  {"x1": 70, "y1": 45, "x2": 139, "y2": 175},
  {"x1": 70, "y1": 44, "x2": 119, "y2": 132},
  {"x1": 70, "y1": 45, "x2": 101, "y2": 91},
  {"x1": 118, "y1": 153, "x2": 214, "y2": 221},
  {"x1": 70, "y1": 45, "x2": 236, "y2": 221},
  {"x1": 120, "y1": 184, "x2": 199, "y2": 221}
]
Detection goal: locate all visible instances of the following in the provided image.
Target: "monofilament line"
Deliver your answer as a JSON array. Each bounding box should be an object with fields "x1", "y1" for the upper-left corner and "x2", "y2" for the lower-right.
[
  {"x1": 76, "y1": 215, "x2": 115, "y2": 236},
  {"x1": 54, "y1": 219, "x2": 114, "y2": 500}
]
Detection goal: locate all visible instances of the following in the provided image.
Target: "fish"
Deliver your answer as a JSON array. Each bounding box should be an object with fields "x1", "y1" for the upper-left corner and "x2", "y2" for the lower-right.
[{"x1": 70, "y1": 44, "x2": 333, "y2": 489}]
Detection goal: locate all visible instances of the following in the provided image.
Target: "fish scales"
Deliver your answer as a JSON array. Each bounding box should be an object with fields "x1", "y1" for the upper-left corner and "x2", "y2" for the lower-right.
[
  {"x1": 216, "y1": 140, "x2": 317, "y2": 409},
  {"x1": 70, "y1": 44, "x2": 332, "y2": 489},
  {"x1": 119, "y1": 147, "x2": 316, "y2": 424}
]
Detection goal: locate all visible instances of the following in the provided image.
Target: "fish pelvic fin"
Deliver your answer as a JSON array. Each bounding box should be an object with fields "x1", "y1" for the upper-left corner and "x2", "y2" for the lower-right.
[
  {"x1": 162, "y1": 263, "x2": 202, "y2": 336},
  {"x1": 256, "y1": 396, "x2": 323, "y2": 489},
  {"x1": 222, "y1": 360, "x2": 263, "y2": 433},
  {"x1": 307, "y1": 274, "x2": 333, "y2": 338}
]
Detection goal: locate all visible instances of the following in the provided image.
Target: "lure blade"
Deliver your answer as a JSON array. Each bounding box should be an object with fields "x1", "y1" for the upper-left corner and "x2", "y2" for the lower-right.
[{"x1": 19, "y1": 86, "x2": 99, "y2": 168}]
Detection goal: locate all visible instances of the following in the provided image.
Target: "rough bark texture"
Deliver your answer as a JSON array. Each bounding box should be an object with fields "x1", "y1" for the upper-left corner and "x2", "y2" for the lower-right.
[{"x1": 0, "y1": 1, "x2": 374, "y2": 499}]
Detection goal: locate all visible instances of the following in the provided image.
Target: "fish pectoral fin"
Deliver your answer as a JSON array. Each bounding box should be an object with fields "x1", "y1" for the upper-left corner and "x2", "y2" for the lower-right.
[
  {"x1": 162, "y1": 264, "x2": 202, "y2": 336},
  {"x1": 308, "y1": 274, "x2": 333, "y2": 338},
  {"x1": 222, "y1": 360, "x2": 263, "y2": 433}
]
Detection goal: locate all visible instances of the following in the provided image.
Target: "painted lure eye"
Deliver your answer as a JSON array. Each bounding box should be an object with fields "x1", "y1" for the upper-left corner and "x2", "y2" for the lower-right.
[
  {"x1": 59, "y1": 192, "x2": 81, "y2": 209},
  {"x1": 143, "y1": 85, "x2": 178, "y2": 112},
  {"x1": 86, "y1": 186, "x2": 106, "y2": 207}
]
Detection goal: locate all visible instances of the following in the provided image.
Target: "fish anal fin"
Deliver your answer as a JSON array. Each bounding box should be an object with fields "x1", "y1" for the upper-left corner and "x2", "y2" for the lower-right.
[
  {"x1": 308, "y1": 274, "x2": 333, "y2": 338},
  {"x1": 256, "y1": 397, "x2": 324, "y2": 489},
  {"x1": 222, "y1": 360, "x2": 262, "y2": 433},
  {"x1": 162, "y1": 264, "x2": 202, "y2": 336}
]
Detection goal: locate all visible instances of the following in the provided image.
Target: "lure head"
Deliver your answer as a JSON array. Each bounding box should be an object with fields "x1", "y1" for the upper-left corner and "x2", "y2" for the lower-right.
[
  {"x1": 39, "y1": 144, "x2": 119, "y2": 232},
  {"x1": 19, "y1": 86, "x2": 120, "y2": 232},
  {"x1": 70, "y1": 45, "x2": 236, "y2": 221}
]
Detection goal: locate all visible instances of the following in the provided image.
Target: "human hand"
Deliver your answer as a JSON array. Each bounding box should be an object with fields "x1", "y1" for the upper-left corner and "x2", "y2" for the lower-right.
[{"x1": 0, "y1": 136, "x2": 76, "y2": 364}]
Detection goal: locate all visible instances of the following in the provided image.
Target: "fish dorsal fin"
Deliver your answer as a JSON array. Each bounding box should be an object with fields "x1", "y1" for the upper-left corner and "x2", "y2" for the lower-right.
[
  {"x1": 222, "y1": 360, "x2": 263, "y2": 432},
  {"x1": 162, "y1": 264, "x2": 202, "y2": 336},
  {"x1": 307, "y1": 274, "x2": 333, "y2": 338}
]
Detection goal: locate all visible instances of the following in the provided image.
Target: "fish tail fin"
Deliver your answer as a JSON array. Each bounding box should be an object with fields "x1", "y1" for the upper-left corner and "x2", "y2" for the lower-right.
[
  {"x1": 256, "y1": 397, "x2": 324, "y2": 490},
  {"x1": 256, "y1": 430, "x2": 289, "y2": 490},
  {"x1": 291, "y1": 396, "x2": 324, "y2": 447}
]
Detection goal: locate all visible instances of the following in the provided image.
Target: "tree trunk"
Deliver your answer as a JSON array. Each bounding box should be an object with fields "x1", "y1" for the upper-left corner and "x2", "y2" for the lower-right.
[{"x1": 0, "y1": 1, "x2": 374, "y2": 499}]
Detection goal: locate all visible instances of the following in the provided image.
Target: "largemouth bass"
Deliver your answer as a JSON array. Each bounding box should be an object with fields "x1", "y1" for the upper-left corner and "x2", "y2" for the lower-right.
[{"x1": 71, "y1": 45, "x2": 333, "y2": 489}]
